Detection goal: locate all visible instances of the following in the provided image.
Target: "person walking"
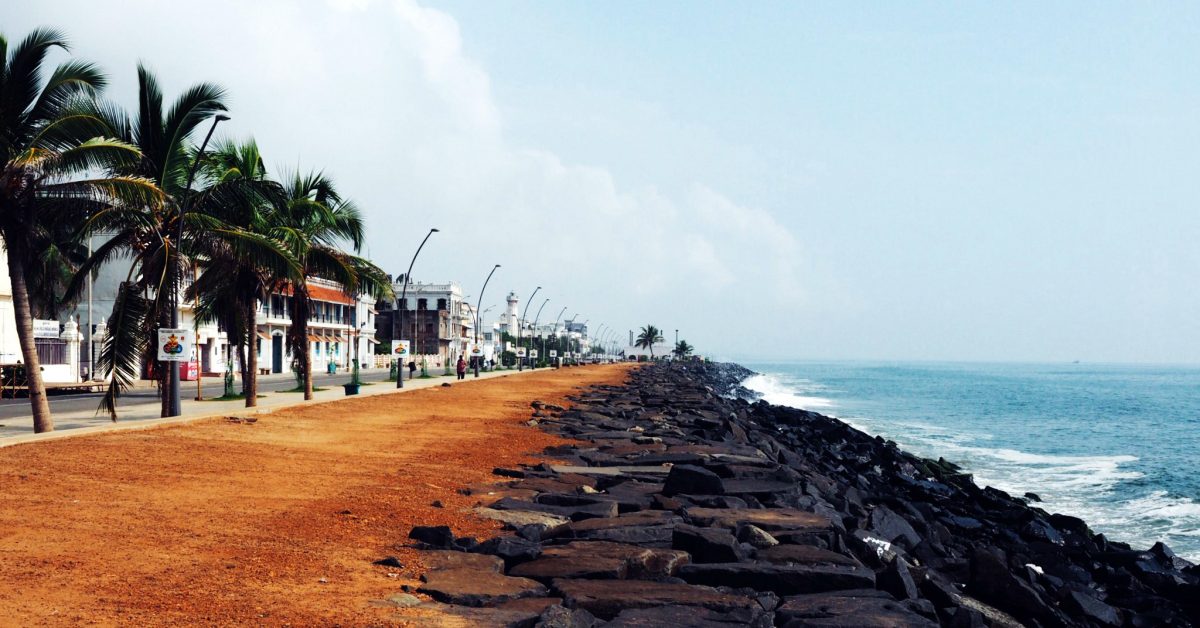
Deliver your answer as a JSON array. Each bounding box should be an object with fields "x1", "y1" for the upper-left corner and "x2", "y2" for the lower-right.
[
  {"x1": 456, "y1": 356, "x2": 467, "y2": 380},
  {"x1": 408, "y1": 360, "x2": 417, "y2": 379}
]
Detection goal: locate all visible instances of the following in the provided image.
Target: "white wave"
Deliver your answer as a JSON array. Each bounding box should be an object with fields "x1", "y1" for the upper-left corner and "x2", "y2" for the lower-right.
[{"x1": 742, "y1": 373, "x2": 836, "y2": 409}]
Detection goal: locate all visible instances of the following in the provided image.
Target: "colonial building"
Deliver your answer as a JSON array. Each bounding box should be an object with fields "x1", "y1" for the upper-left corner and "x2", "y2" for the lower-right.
[{"x1": 375, "y1": 277, "x2": 473, "y2": 369}]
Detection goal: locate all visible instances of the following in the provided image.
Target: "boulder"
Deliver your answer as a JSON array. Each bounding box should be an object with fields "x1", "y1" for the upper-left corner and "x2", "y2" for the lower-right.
[
  {"x1": 511, "y1": 541, "x2": 689, "y2": 581},
  {"x1": 474, "y1": 506, "x2": 570, "y2": 530},
  {"x1": 877, "y1": 556, "x2": 919, "y2": 600},
  {"x1": 422, "y1": 550, "x2": 505, "y2": 573},
  {"x1": 737, "y1": 524, "x2": 780, "y2": 549},
  {"x1": 868, "y1": 507, "x2": 922, "y2": 548},
  {"x1": 535, "y1": 604, "x2": 601, "y2": 628},
  {"x1": 672, "y1": 523, "x2": 744, "y2": 563},
  {"x1": 473, "y1": 535, "x2": 543, "y2": 568},
  {"x1": 663, "y1": 465, "x2": 725, "y2": 496},
  {"x1": 409, "y1": 525, "x2": 455, "y2": 548}
]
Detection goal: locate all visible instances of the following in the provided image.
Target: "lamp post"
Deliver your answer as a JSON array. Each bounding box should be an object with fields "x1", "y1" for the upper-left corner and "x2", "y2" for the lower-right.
[
  {"x1": 474, "y1": 264, "x2": 500, "y2": 377},
  {"x1": 396, "y1": 228, "x2": 438, "y2": 388},
  {"x1": 550, "y1": 306, "x2": 567, "y2": 367},
  {"x1": 166, "y1": 113, "x2": 228, "y2": 417},
  {"x1": 530, "y1": 298, "x2": 549, "y2": 369},
  {"x1": 517, "y1": 286, "x2": 541, "y2": 371}
]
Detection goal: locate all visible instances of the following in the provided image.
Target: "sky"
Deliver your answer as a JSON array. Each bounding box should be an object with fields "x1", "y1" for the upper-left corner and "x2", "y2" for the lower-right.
[{"x1": 4, "y1": 1, "x2": 1199, "y2": 363}]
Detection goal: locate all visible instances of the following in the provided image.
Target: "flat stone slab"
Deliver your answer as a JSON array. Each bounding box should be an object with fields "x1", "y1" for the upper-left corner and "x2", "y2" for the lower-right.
[
  {"x1": 776, "y1": 593, "x2": 937, "y2": 627},
  {"x1": 567, "y1": 510, "x2": 678, "y2": 531},
  {"x1": 755, "y1": 545, "x2": 863, "y2": 568},
  {"x1": 551, "y1": 465, "x2": 671, "y2": 476},
  {"x1": 685, "y1": 507, "x2": 832, "y2": 532},
  {"x1": 421, "y1": 550, "x2": 505, "y2": 573},
  {"x1": 680, "y1": 562, "x2": 876, "y2": 595},
  {"x1": 511, "y1": 541, "x2": 689, "y2": 581},
  {"x1": 417, "y1": 601, "x2": 543, "y2": 626},
  {"x1": 418, "y1": 568, "x2": 548, "y2": 607},
  {"x1": 474, "y1": 507, "x2": 570, "y2": 529},
  {"x1": 605, "y1": 604, "x2": 773, "y2": 627},
  {"x1": 720, "y1": 478, "x2": 798, "y2": 497},
  {"x1": 553, "y1": 578, "x2": 762, "y2": 621}
]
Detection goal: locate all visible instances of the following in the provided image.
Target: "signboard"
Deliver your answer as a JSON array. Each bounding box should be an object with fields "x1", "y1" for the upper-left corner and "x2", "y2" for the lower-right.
[
  {"x1": 516, "y1": 347, "x2": 527, "y2": 357},
  {"x1": 530, "y1": 349, "x2": 539, "y2": 358},
  {"x1": 469, "y1": 343, "x2": 484, "y2": 357},
  {"x1": 549, "y1": 350, "x2": 558, "y2": 358},
  {"x1": 392, "y1": 340, "x2": 411, "y2": 358},
  {"x1": 33, "y1": 319, "x2": 59, "y2": 339},
  {"x1": 504, "y1": 342, "x2": 513, "y2": 352},
  {"x1": 156, "y1": 328, "x2": 194, "y2": 362}
]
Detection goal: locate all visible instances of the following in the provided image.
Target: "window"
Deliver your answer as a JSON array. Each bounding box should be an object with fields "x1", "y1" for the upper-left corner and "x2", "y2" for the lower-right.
[
  {"x1": 437, "y1": 298, "x2": 447, "y2": 311},
  {"x1": 418, "y1": 298, "x2": 428, "y2": 311}
]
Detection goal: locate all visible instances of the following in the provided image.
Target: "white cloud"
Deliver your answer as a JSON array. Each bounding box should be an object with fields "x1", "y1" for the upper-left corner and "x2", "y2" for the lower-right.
[{"x1": 3, "y1": 0, "x2": 812, "y2": 356}]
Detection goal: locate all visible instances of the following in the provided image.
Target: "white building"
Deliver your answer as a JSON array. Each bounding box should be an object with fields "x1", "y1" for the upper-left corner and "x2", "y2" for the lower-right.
[{"x1": 252, "y1": 277, "x2": 376, "y2": 375}]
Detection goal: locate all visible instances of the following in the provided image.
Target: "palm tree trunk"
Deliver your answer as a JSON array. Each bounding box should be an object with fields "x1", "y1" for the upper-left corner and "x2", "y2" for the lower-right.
[
  {"x1": 5, "y1": 243, "x2": 54, "y2": 433},
  {"x1": 288, "y1": 285, "x2": 313, "y2": 401},
  {"x1": 245, "y1": 298, "x2": 258, "y2": 407},
  {"x1": 237, "y1": 342, "x2": 248, "y2": 395}
]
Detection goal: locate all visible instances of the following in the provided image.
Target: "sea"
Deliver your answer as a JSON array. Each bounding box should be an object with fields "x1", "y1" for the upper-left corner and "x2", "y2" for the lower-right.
[{"x1": 741, "y1": 361, "x2": 1200, "y2": 561}]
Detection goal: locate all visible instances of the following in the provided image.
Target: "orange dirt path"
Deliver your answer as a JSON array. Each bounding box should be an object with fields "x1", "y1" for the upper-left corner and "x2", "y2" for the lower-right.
[{"x1": 0, "y1": 364, "x2": 633, "y2": 627}]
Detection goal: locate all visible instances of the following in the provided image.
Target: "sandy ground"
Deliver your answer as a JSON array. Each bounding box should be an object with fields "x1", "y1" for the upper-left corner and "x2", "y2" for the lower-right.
[{"x1": 0, "y1": 364, "x2": 632, "y2": 627}]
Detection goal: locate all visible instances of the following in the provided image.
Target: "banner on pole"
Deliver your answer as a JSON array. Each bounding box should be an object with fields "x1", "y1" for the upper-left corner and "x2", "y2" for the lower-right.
[
  {"x1": 469, "y1": 343, "x2": 484, "y2": 357},
  {"x1": 530, "y1": 349, "x2": 539, "y2": 358},
  {"x1": 516, "y1": 347, "x2": 527, "y2": 357},
  {"x1": 157, "y1": 328, "x2": 194, "y2": 362},
  {"x1": 549, "y1": 349, "x2": 558, "y2": 358},
  {"x1": 392, "y1": 340, "x2": 411, "y2": 357}
]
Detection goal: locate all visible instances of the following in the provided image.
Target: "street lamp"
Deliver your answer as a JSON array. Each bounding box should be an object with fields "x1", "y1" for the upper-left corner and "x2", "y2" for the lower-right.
[
  {"x1": 396, "y1": 228, "x2": 439, "y2": 388},
  {"x1": 530, "y1": 298, "x2": 550, "y2": 369},
  {"x1": 550, "y1": 306, "x2": 567, "y2": 366},
  {"x1": 474, "y1": 264, "x2": 500, "y2": 377},
  {"x1": 166, "y1": 113, "x2": 229, "y2": 417},
  {"x1": 517, "y1": 286, "x2": 541, "y2": 371}
]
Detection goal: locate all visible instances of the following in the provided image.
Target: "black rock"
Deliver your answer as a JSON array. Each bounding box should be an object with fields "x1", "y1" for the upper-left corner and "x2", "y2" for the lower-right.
[
  {"x1": 663, "y1": 465, "x2": 725, "y2": 497},
  {"x1": 535, "y1": 604, "x2": 600, "y2": 628},
  {"x1": 409, "y1": 525, "x2": 455, "y2": 548},
  {"x1": 373, "y1": 556, "x2": 404, "y2": 568},
  {"x1": 473, "y1": 535, "x2": 543, "y2": 567},
  {"x1": 672, "y1": 523, "x2": 744, "y2": 563},
  {"x1": 877, "y1": 556, "x2": 919, "y2": 600}
]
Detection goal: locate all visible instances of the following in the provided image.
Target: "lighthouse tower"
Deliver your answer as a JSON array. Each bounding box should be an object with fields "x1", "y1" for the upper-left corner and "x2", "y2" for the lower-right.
[{"x1": 504, "y1": 292, "x2": 519, "y2": 336}]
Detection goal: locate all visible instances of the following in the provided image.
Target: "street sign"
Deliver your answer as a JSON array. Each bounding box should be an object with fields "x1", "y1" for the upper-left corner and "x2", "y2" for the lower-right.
[
  {"x1": 392, "y1": 340, "x2": 411, "y2": 357},
  {"x1": 33, "y1": 319, "x2": 59, "y2": 339},
  {"x1": 156, "y1": 328, "x2": 194, "y2": 362},
  {"x1": 470, "y1": 343, "x2": 483, "y2": 356},
  {"x1": 549, "y1": 350, "x2": 558, "y2": 358},
  {"x1": 516, "y1": 347, "x2": 527, "y2": 357},
  {"x1": 530, "y1": 349, "x2": 539, "y2": 358}
]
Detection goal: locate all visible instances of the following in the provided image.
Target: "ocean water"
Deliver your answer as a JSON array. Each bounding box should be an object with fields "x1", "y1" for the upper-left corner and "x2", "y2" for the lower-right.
[{"x1": 741, "y1": 361, "x2": 1200, "y2": 561}]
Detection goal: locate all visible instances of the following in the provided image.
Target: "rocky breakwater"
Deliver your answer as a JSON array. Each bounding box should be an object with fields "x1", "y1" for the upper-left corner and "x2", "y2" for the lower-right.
[{"x1": 394, "y1": 362, "x2": 1198, "y2": 627}]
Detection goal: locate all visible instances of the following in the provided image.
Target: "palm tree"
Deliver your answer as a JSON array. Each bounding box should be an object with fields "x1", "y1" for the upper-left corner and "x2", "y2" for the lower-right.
[
  {"x1": 268, "y1": 171, "x2": 390, "y2": 400},
  {"x1": 1, "y1": 28, "x2": 156, "y2": 432},
  {"x1": 635, "y1": 324, "x2": 664, "y2": 358},
  {"x1": 673, "y1": 339, "x2": 693, "y2": 359},
  {"x1": 78, "y1": 66, "x2": 279, "y2": 419},
  {"x1": 187, "y1": 139, "x2": 294, "y2": 407}
]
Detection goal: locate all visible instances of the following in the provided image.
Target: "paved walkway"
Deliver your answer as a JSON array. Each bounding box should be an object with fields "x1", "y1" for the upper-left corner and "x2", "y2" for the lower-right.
[{"x1": 0, "y1": 366, "x2": 540, "y2": 447}]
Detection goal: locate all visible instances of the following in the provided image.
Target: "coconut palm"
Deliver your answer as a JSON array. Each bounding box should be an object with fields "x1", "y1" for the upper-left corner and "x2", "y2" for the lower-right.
[
  {"x1": 79, "y1": 67, "x2": 287, "y2": 419},
  {"x1": 635, "y1": 324, "x2": 664, "y2": 358},
  {"x1": 268, "y1": 171, "x2": 390, "y2": 400},
  {"x1": 1, "y1": 28, "x2": 157, "y2": 432},
  {"x1": 673, "y1": 339, "x2": 693, "y2": 359},
  {"x1": 72, "y1": 64, "x2": 229, "y2": 419},
  {"x1": 187, "y1": 138, "x2": 295, "y2": 407}
]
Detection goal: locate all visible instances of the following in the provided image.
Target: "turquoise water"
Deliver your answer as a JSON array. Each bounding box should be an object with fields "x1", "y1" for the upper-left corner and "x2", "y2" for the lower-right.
[{"x1": 742, "y1": 361, "x2": 1200, "y2": 560}]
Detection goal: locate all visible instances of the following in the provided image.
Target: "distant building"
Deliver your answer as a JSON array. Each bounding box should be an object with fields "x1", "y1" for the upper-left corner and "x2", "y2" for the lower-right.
[{"x1": 376, "y1": 277, "x2": 472, "y2": 368}]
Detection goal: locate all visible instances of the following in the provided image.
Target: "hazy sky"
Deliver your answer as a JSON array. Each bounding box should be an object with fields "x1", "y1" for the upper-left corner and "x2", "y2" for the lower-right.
[{"x1": 5, "y1": 1, "x2": 1198, "y2": 362}]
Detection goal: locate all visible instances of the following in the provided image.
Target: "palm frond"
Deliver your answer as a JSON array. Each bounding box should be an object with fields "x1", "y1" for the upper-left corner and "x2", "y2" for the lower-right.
[{"x1": 96, "y1": 280, "x2": 149, "y2": 420}]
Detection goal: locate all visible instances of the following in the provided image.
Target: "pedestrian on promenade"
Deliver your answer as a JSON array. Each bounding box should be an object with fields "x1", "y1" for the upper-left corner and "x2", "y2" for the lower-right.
[
  {"x1": 456, "y1": 356, "x2": 467, "y2": 380},
  {"x1": 408, "y1": 360, "x2": 416, "y2": 379}
]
